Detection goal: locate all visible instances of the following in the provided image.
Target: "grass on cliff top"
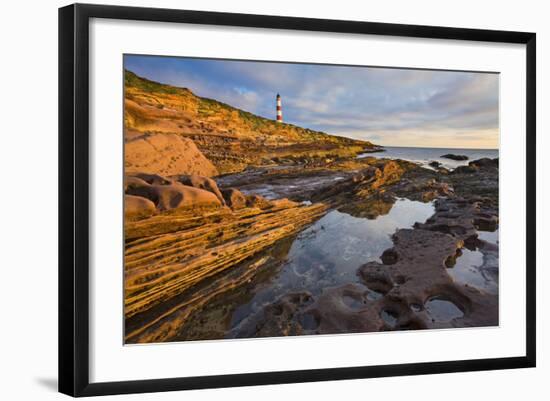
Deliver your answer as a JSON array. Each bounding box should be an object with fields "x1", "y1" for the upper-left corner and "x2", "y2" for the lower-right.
[
  {"x1": 125, "y1": 69, "x2": 375, "y2": 147},
  {"x1": 125, "y1": 70, "x2": 182, "y2": 95}
]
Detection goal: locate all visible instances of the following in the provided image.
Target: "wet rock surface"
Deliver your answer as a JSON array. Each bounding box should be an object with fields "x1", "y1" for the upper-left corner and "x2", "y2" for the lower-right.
[
  {"x1": 441, "y1": 153, "x2": 469, "y2": 161},
  {"x1": 124, "y1": 156, "x2": 499, "y2": 342},
  {"x1": 308, "y1": 227, "x2": 497, "y2": 334},
  {"x1": 301, "y1": 158, "x2": 498, "y2": 333},
  {"x1": 123, "y1": 70, "x2": 500, "y2": 343}
]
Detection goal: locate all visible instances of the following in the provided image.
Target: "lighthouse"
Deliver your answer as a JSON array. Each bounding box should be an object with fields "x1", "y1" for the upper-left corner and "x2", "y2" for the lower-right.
[{"x1": 276, "y1": 93, "x2": 283, "y2": 123}]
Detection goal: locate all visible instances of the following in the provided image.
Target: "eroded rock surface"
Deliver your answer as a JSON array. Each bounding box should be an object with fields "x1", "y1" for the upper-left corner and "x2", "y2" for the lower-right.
[
  {"x1": 170, "y1": 174, "x2": 226, "y2": 205},
  {"x1": 125, "y1": 194, "x2": 156, "y2": 220},
  {"x1": 125, "y1": 175, "x2": 222, "y2": 211},
  {"x1": 125, "y1": 132, "x2": 219, "y2": 177},
  {"x1": 124, "y1": 171, "x2": 329, "y2": 342},
  {"x1": 124, "y1": 157, "x2": 499, "y2": 342},
  {"x1": 294, "y1": 158, "x2": 499, "y2": 334},
  {"x1": 441, "y1": 153, "x2": 469, "y2": 161},
  {"x1": 221, "y1": 188, "x2": 247, "y2": 210}
]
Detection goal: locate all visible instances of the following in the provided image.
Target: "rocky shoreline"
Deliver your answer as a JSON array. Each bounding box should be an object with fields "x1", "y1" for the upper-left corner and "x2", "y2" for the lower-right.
[{"x1": 124, "y1": 155, "x2": 499, "y2": 343}]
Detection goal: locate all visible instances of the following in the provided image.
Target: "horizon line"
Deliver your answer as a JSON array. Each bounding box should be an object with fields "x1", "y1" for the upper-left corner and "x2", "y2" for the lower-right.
[
  {"x1": 124, "y1": 68, "x2": 498, "y2": 151},
  {"x1": 374, "y1": 144, "x2": 499, "y2": 150}
]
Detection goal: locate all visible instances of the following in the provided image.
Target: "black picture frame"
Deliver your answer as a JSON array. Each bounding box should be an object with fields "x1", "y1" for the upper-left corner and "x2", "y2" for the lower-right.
[{"x1": 59, "y1": 3, "x2": 536, "y2": 397}]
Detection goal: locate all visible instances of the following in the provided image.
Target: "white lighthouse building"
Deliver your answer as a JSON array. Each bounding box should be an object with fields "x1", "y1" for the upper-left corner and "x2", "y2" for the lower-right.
[{"x1": 276, "y1": 93, "x2": 283, "y2": 123}]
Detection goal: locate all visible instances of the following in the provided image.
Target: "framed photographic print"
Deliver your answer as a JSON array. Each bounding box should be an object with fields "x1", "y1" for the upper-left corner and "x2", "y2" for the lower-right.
[{"x1": 58, "y1": 3, "x2": 536, "y2": 397}]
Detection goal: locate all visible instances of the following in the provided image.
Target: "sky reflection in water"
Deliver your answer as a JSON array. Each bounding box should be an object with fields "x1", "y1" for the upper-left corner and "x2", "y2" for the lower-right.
[{"x1": 229, "y1": 199, "x2": 435, "y2": 333}]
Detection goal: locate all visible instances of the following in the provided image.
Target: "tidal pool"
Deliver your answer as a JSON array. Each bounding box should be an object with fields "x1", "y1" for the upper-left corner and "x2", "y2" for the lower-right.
[
  {"x1": 477, "y1": 228, "x2": 499, "y2": 245},
  {"x1": 445, "y1": 228, "x2": 499, "y2": 295},
  {"x1": 425, "y1": 297, "x2": 464, "y2": 323},
  {"x1": 228, "y1": 198, "x2": 435, "y2": 336}
]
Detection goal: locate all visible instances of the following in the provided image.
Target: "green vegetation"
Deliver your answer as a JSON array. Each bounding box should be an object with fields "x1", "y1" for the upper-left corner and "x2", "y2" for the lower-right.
[
  {"x1": 124, "y1": 70, "x2": 181, "y2": 95},
  {"x1": 124, "y1": 69, "x2": 379, "y2": 174},
  {"x1": 237, "y1": 109, "x2": 273, "y2": 130},
  {"x1": 197, "y1": 97, "x2": 227, "y2": 117}
]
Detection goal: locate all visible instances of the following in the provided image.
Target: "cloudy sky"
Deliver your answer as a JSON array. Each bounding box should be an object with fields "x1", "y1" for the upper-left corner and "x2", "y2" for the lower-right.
[{"x1": 125, "y1": 55, "x2": 499, "y2": 149}]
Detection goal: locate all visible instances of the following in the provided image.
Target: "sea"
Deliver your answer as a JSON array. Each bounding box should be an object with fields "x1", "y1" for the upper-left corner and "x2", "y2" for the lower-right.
[{"x1": 358, "y1": 146, "x2": 499, "y2": 170}]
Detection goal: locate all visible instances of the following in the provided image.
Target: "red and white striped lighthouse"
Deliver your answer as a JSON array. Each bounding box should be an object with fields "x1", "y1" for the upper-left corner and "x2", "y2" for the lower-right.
[{"x1": 276, "y1": 93, "x2": 283, "y2": 123}]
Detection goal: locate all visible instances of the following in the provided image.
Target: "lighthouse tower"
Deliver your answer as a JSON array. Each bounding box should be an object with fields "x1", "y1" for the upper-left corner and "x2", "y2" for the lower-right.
[{"x1": 276, "y1": 93, "x2": 283, "y2": 123}]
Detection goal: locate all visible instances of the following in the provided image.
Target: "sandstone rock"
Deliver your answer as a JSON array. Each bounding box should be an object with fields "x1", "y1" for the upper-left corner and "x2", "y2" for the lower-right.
[
  {"x1": 171, "y1": 174, "x2": 225, "y2": 205},
  {"x1": 132, "y1": 173, "x2": 172, "y2": 185},
  {"x1": 352, "y1": 166, "x2": 382, "y2": 183},
  {"x1": 126, "y1": 181, "x2": 222, "y2": 211},
  {"x1": 125, "y1": 71, "x2": 373, "y2": 175},
  {"x1": 245, "y1": 194, "x2": 272, "y2": 209},
  {"x1": 125, "y1": 132, "x2": 218, "y2": 177},
  {"x1": 125, "y1": 175, "x2": 150, "y2": 191},
  {"x1": 311, "y1": 160, "x2": 405, "y2": 204},
  {"x1": 221, "y1": 188, "x2": 247, "y2": 210},
  {"x1": 269, "y1": 198, "x2": 299, "y2": 209},
  {"x1": 125, "y1": 195, "x2": 156, "y2": 219},
  {"x1": 123, "y1": 201, "x2": 329, "y2": 328}
]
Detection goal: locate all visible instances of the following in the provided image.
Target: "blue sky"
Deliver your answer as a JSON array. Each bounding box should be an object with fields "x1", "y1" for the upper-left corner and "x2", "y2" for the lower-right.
[{"x1": 125, "y1": 55, "x2": 499, "y2": 149}]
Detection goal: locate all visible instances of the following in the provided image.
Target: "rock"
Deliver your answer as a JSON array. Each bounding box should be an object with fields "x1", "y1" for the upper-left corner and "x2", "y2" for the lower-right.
[
  {"x1": 360, "y1": 146, "x2": 385, "y2": 154},
  {"x1": 473, "y1": 215, "x2": 499, "y2": 231},
  {"x1": 345, "y1": 227, "x2": 497, "y2": 330},
  {"x1": 270, "y1": 198, "x2": 299, "y2": 209},
  {"x1": 124, "y1": 175, "x2": 151, "y2": 191},
  {"x1": 338, "y1": 194, "x2": 395, "y2": 219},
  {"x1": 125, "y1": 195, "x2": 156, "y2": 219},
  {"x1": 444, "y1": 159, "x2": 498, "y2": 205},
  {"x1": 307, "y1": 284, "x2": 386, "y2": 334},
  {"x1": 391, "y1": 174, "x2": 453, "y2": 202},
  {"x1": 245, "y1": 194, "x2": 272, "y2": 209},
  {"x1": 469, "y1": 158, "x2": 499, "y2": 169},
  {"x1": 452, "y1": 165, "x2": 478, "y2": 174},
  {"x1": 132, "y1": 173, "x2": 172, "y2": 185},
  {"x1": 429, "y1": 161, "x2": 441, "y2": 168},
  {"x1": 126, "y1": 179, "x2": 222, "y2": 211},
  {"x1": 414, "y1": 197, "x2": 498, "y2": 247},
  {"x1": 352, "y1": 166, "x2": 382, "y2": 183},
  {"x1": 255, "y1": 292, "x2": 314, "y2": 337},
  {"x1": 381, "y1": 248, "x2": 399, "y2": 265},
  {"x1": 125, "y1": 132, "x2": 218, "y2": 177},
  {"x1": 123, "y1": 201, "x2": 329, "y2": 328},
  {"x1": 221, "y1": 188, "x2": 247, "y2": 210},
  {"x1": 312, "y1": 160, "x2": 405, "y2": 204},
  {"x1": 171, "y1": 174, "x2": 226, "y2": 205},
  {"x1": 441, "y1": 154, "x2": 469, "y2": 161},
  {"x1": 309, "y1": 229, "x2": 499, "y2": 333},
  {"x1": 125, "y1": 71, "x2": 374, "y2": 175}
]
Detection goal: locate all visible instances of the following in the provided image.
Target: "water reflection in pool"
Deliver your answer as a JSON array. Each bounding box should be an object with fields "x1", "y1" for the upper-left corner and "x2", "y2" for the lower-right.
[
  {"x1": 228, "y1": 198, "x2": 435, "y2": 335},
  {"x1": 477, "y1": 228, "x2": 499, "y2": 245},
  {"x1": 425, "y1": 296, "x2": 464, "y2": 322},
  {"x1": 445, "y1": 228, "x2": 499, "y2": 295}
]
